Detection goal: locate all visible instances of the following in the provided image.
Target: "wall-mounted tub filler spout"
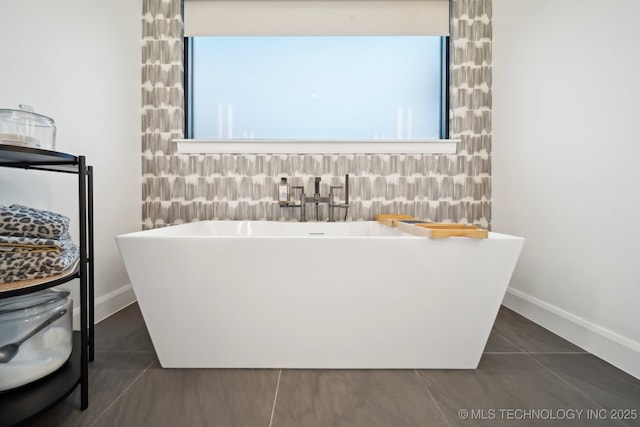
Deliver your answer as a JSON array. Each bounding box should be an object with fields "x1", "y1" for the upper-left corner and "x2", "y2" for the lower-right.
[{"x1": 278, "y1": 174, "x2": 350, "y2": 222}]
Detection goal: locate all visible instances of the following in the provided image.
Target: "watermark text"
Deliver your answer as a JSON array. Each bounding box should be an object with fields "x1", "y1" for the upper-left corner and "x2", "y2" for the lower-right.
[{"x1": 457, "y1": 408, "x2": 637, "y2": 421}]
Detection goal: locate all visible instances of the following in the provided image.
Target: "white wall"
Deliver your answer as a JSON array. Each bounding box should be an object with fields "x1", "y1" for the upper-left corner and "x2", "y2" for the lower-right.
[
  {"x1": 0, "y1": 0, "x2": 141, "y2": 324},
  {"x1": 493, "y1": 0, "x2": 640, "y2": 378}
]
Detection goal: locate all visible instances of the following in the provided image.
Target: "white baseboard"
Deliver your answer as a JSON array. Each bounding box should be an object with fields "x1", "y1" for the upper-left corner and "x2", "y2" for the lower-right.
[
  {"x1": 72, "y1": 283, "x2": 137, "y2": 328},
  {"x1": 503, "y1": 287, "x2": 640, "y2": 380}
]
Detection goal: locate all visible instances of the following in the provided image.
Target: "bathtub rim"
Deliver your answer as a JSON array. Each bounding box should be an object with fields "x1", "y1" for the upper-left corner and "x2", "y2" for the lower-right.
[{"x1": 116, "y1": 220, "x2": 521, "y2": 241}]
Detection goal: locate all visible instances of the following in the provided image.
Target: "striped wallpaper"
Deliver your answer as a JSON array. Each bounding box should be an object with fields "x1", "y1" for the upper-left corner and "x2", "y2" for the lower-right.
[{"x1": 141, "y1": 0, "x2": 492, "y2": 228}]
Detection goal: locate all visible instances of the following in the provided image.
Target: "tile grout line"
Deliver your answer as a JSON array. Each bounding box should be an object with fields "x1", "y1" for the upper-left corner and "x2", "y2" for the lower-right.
[
  {"x1": 87, "y1": 359, "x2": 156, "y2": 427},
  {"x1": 489, "y1": 324, "x2": 588, "y2": 355},
  {"x1": 491, "y1": 327, "x2": 528, "y2": 353},
  {"x1": 484, "y1": 351, "x2": 590, "y2": 355},
  {"x1": 523, "y1": 353, "x2": 627, "y2": 424},
  {"x1": 489, "y1": 323, "x2": 629, "y2": 424},
  {"x1": 268, "y1": 369, "x2": 282, "y2": 427},
  {"x1": 413, "y1": 369, "x2": 452, "y2": 427}
]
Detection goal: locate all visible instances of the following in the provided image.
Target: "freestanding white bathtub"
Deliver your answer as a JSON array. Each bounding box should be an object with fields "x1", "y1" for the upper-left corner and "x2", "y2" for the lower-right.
[{"x1": 116, "y1": 221, "x2": 523, "y2": 369}]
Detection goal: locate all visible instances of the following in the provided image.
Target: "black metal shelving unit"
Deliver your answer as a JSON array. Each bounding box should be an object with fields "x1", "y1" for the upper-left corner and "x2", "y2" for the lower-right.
[{"x1": 0, "y1": 144, "x2": 94, "y2": 427}]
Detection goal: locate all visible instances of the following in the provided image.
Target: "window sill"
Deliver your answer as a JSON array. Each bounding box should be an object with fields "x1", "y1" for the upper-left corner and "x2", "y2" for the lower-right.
[{"x1": 174, "y1": 139, "x2": 458, "y2": 155}]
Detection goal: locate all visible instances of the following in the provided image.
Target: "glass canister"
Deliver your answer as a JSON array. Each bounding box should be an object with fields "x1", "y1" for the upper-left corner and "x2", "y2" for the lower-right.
[
  {"x1": 0, "y1": 105, "x2": 56, "y2": 150},
  {"x1": 0, "y1": 287, "x2": 72, "y2": 391}
]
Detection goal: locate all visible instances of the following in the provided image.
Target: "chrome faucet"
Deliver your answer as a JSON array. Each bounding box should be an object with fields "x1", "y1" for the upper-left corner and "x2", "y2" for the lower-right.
[
  {"x1": 329, "y1": 175, "x2": 349, "y2": 222},
  {"x1": 311, "y1": 177, "x2": 327, "y2": 221},
  {"x1": 304, "y1": 176, "x2": 331, "y2": 221},
  {"x1": 279, "y1": 174, "x2": 349, "y2": 222}
]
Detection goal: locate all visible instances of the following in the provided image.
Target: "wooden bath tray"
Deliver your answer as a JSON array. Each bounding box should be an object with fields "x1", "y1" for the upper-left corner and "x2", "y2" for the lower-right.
[
  {"x1": 396, "y1": 221, "x2": 488, "y2": 238},
  {"x1": 375, "y1": 214, "x2": 415, "y2": 227}
]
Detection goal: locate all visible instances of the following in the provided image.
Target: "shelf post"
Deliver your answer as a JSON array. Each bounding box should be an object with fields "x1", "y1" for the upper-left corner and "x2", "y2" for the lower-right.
[
  {"x1": 78, "y1": 155, "x2": 89, "y2": 410},
  {"x1": 88, "y1": 165, "x2": 95, "y2": 362}
]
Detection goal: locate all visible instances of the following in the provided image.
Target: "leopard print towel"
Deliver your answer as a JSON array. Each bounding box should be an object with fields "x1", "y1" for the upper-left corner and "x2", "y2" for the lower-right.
[
  {"x1": 0, "y1": 205, "x2": 79, "y2": 283},
  {"x1": 0, "y1": 204, "x2": 70, "y2": 240},
  {"x1": 0, "y1": 233, "x2": 79, "y2": 283}
]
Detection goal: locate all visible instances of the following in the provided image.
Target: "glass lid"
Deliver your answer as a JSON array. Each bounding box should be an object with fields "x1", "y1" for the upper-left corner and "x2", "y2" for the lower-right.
[{"x1": 0, "y1": 287, "x2": 69, "y2": 314}]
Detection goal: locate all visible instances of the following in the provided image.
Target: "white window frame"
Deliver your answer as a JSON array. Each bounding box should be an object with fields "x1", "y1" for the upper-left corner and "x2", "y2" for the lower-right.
[{"x1": 178, "y1": 0, "x2": 457, "y2": 154}]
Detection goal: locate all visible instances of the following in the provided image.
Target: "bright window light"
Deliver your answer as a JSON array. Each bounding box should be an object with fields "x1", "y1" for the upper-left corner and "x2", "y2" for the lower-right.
[{"x1": 187, "y1": 36, "x2": 446, "y2": 140}]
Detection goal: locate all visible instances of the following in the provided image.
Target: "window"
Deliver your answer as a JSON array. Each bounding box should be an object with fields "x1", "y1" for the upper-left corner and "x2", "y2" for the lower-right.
[{"x1": 185, "y1": 36, "x2": 449, "y2": 140}]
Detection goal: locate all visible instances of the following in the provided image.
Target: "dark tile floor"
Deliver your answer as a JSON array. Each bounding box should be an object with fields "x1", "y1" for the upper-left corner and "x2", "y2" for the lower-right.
[{"x1": 20, "y1": 304, "x2": 640, "y2": 427}]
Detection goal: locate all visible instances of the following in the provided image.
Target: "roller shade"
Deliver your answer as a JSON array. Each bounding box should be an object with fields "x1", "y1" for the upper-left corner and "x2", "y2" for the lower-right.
[{"x1": 184, "y1": 0, "x2": 450, "y2": 37}]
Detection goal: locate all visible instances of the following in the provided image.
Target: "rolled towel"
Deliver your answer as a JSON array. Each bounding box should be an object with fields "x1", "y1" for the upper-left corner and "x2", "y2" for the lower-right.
[{"x1": 0, "y1": 205, "x2": 70, "y2": 240}]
